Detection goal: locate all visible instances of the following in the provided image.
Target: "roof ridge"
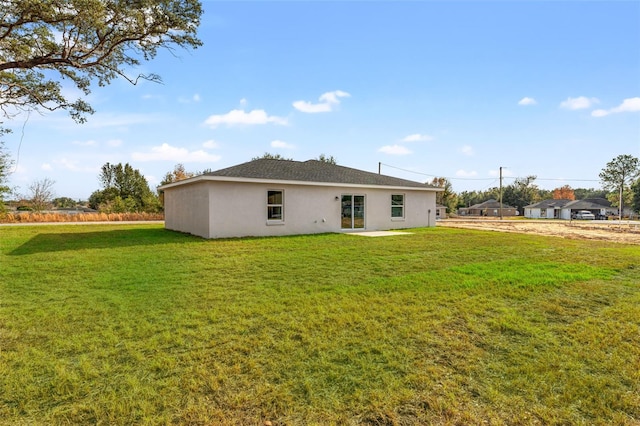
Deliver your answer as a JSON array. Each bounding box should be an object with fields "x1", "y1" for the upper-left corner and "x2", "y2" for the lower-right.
[{"x1": 200, "y1": 158, "x2": 440, "y2": 189}]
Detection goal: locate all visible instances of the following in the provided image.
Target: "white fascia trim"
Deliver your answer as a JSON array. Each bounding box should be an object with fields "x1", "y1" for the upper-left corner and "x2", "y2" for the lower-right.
[{"x1": 159, "y1": 175, "x2": 443, "y2": 192}]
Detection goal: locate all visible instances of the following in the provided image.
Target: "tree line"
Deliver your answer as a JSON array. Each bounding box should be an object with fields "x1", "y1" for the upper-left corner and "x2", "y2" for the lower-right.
[
  {"x1": 1, "y1": 151, "x2": 639, "y2": 217},
  {"x1": 434, "y1": 154, "x2": 640, "y2": 218}
]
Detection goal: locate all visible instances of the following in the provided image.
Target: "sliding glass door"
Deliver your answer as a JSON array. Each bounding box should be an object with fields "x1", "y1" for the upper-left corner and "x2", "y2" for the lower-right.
[{"x1": 341, "y1": 195, "x2": 365, "y2": 229}]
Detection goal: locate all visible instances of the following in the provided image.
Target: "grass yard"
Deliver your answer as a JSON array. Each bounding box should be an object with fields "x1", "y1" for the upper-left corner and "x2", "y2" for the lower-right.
[{"x1": 0, "y1": 224, "x2": 638, "y2": 425}]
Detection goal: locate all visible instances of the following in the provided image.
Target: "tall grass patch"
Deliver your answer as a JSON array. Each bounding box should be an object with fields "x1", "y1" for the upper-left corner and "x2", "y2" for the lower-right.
[{"x1": 1, "y1": 225, "x2": 638, "y2": 424}]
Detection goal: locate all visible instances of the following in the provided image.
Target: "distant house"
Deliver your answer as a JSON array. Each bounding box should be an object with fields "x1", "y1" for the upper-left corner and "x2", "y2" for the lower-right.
[
  {"x1": 525, "y1": 198, "x2": 614, "y2": 220},
  {"x1": 435, "y1": 204, "x2": 447, "y2": 219},
  {"x1": 561, "y1": 198, "x2": 612, "y2": 220},
  {"x1": 524, "y1": 199, "x2": 573, "y2": 219},
  {"x1": 457, "y1": 199, "x2": 518, "y2": 217},
  {"x1": 159, "y1": 159, "x2": 442, "y2": 239}
]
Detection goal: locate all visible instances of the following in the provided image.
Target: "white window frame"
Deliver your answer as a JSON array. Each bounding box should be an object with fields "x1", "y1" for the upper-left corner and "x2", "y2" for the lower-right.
[
  {"x1": 391, "y1": 194, "x2": 405, "y2": 220},
  {"x1": 267, "y1": 189, "x2": 284, "y2": 224}
]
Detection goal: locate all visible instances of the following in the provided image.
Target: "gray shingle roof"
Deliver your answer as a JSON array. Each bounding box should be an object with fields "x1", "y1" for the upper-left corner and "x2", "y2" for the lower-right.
[
  {"x1": 467, "y1": 199, "x2": 515, "y2": 209},
  {"x1": 563, "y1": 198, "x2": 611, "y2": 210},
  {"x1": 204, "y1": 159, "x2": 438, "y2": 189},
  {"x1": 525, "y1": 199, "x2": 573, "y2": 209},
  {"x1": 525, "y1": 198, "x2": 611, "y2": 210}
]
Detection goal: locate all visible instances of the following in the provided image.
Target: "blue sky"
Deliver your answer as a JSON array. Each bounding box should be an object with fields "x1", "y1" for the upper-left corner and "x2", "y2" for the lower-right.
[{"x1": 4, "y1": 0, "x2": 640, "y2": 200}]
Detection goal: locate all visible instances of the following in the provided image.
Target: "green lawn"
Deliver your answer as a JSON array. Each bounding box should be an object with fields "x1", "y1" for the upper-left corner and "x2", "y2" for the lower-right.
[{"x1": 1, "y1": 224, "x2": 638, "y2": 425}]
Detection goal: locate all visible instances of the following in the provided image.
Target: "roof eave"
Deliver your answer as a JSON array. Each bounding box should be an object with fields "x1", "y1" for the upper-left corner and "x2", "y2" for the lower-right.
[{"x1": 158, "y1": 175, "x2": 442, "y2": 191}]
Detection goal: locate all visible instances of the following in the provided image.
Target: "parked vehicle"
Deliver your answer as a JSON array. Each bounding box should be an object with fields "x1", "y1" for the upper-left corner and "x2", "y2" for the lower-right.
[{"x1": 574, "y1": 210, "x2": 596, "y2": 220}]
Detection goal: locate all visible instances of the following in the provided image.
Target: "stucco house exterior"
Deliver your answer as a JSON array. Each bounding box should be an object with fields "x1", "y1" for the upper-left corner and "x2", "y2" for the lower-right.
[
  {"x1": 158, "y1": 159, "x2": 442, "y2": 239},
  {"x1": 525, "y1": 198, "x2": 614, "y2": 220},
  {"x1": 524, "y1": 199, "x2": 573, "y2": 219},
  {"x1": 435, "y1": 204, "x2": 447, "y2": 220}
]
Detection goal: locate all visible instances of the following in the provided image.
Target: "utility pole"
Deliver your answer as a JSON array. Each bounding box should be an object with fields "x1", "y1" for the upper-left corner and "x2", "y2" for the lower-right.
[
  {"x1": 378, "y1": 162, "x2": 381, "y2": 174},
  {"x1": 499, "y1": 166, "x2": 503, "y2": 220}
]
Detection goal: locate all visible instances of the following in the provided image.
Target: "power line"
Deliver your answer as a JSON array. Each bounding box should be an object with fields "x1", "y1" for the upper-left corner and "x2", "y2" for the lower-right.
[
  {"x1": 379, "y1": 162, "x2": 601, "y2": 184},
  {"x1": 380, "y1": 163, "x2": 496, "y2": 181}
]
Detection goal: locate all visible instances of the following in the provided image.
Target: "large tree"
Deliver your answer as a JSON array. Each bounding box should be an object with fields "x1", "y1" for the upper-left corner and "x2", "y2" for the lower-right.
[
  {"x1": 502, "y1": 175, "x2": 540, "y2": 214},
  {"x1": 27, "y1": 177, "x2": 55, "y2": 211},
  {"x1": 631, "y1": 178, "x2": 640, "y2": 214},
  {"x1": 552, "y1": 185, "x2": 575, "y2": 200},
  {"x1": 573, "y1": 187, "x2": 609, "y2": 200},
  {"x1": 599, "y1": 154, "x2": 640, "y2": 220},
  {"x1": 159, "y1": 163, "x2": 195, "y2": 186},
  {"x1": 89, "y1": 162, "x2": 159, "y2": 212},
  {"x1": 0, "y1": 0, "x2": 202, "y2": 125},
  {"x1": 430, "y1": 177, "x2": 457, "y2": 213}
]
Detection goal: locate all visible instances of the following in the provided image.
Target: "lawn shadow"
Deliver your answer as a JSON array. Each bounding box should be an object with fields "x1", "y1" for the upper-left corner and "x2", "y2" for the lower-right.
[{"x1": 9, "y1": 227, "x2": 199, "y2": 256}]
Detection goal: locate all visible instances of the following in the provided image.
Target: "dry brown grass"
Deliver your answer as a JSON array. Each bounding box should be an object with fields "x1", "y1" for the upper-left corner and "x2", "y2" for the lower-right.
[
  {"x1": 439, "y1": 218, "x2": 640, "y2": 244},
  {"x1": 0, "y1": 212, "x2": 164, "y2": 223}
]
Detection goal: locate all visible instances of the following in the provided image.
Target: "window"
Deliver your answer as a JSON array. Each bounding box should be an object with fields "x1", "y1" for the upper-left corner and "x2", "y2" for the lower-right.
[
  {"x1": 267, "y1": 190, "x2": 283, "y2": 221},
  {"x1": 391, "y1": 194, "x2": 404, "y2": 218}
]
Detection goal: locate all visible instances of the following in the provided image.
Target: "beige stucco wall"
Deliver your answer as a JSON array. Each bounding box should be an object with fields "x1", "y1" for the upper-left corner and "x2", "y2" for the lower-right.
[
  {"x1": 165, "y1": 180, "x2": 437, "y2": 238},
  {"x1": 163, "y1": 181, "x2": 211, "y2": 238}
]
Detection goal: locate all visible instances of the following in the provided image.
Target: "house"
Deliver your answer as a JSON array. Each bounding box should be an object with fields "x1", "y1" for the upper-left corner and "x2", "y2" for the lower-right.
[
  {"x1": 525, "y1": 198, "x2": 615, "y2": 220},
  {"x1": 524, "y1": 199, "x2": 573, "y2": 219},
  {"x1": 561, "y1": 198, "x2": 612, "y2": 220},
  {"x1": 159, "y1": 159, "x2": 442, "y2": 239},
  {"x1": 435, "y1": 204, "x2": 447, "y2": 219},
  {"x1": 457, "y1": 199, "x2": 518, "y2": 217}
]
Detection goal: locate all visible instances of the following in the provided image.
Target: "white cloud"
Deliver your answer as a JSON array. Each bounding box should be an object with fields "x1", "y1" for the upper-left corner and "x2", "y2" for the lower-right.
[
  {"x1": 591, "y1": 97, "x2": 640, "y2": 117},
  {"x1": 518, "y1": 97, "x2": 537, "y2": 106},
  {"x1": 458, "y1": 145, "x2": 475, "y2": 156},
  {"x1": 193, "y1": 94, "x2": 201, "y2": 102},
  {"x1": 319, "y1": 90, "x2": 350, "y2": 104},
  {"x1": 401, "y1": 133, "x2": 433, "y2": 142},
  {"x1": 41, "y1": 163, "x2": 53, "y2": 171},
  {"x1": 456, "y1": 169, "x2": 478, "y2": 177},
  {"x1": 132, "y1": 143, "x2": 222, "y2": 163},
  {"x1": 106, "y1": 139, "x2": 123, "y2": 147},
  {"x1": 271, "y1": 140, "x2": 295, "y2": 149},
  {"x1": 202, "y1": 139, "x2": 220, "y2": 149},
  {"x1": 239, "y1": 98, "x2": 248, "y2": 107},
  {"x1": 378, "y1": 144, "x2": 412, "y2": 155},
  {"x1": 559, "y1": 96, "x2": 599, "y2": 110},
  {"x1": 293, "y1": 90, "x2": 351, "y2": 113},
  {"x1": 203, "y1": 109, "x2": 288, "y2": 128},
  {"x1": 293, "y1": 100, "x2": 331, "y2": 113}
]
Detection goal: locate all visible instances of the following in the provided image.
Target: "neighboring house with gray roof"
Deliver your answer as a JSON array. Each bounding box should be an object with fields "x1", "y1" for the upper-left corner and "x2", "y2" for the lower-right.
[
  {"x1": 457, "y1": 199, "x2": 518, "y2": 217},
  {"x1": 525, "y1": 198, "x2": 616, "y2": 220},
  {"x1": 562, "y1": 198, "x2": 612, "y2": 220},
  {"x1": 524, "y1": 199, "x2": 573, "y2": 219},
  {"x1": 158, "y1": 159, "x2": 442, "y2": 238}
]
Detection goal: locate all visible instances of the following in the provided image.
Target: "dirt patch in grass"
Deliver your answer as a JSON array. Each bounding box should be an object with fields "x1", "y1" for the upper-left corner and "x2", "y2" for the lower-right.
[{"x1": 439, "y1": 219, "x2": 640, "y2": 245}]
